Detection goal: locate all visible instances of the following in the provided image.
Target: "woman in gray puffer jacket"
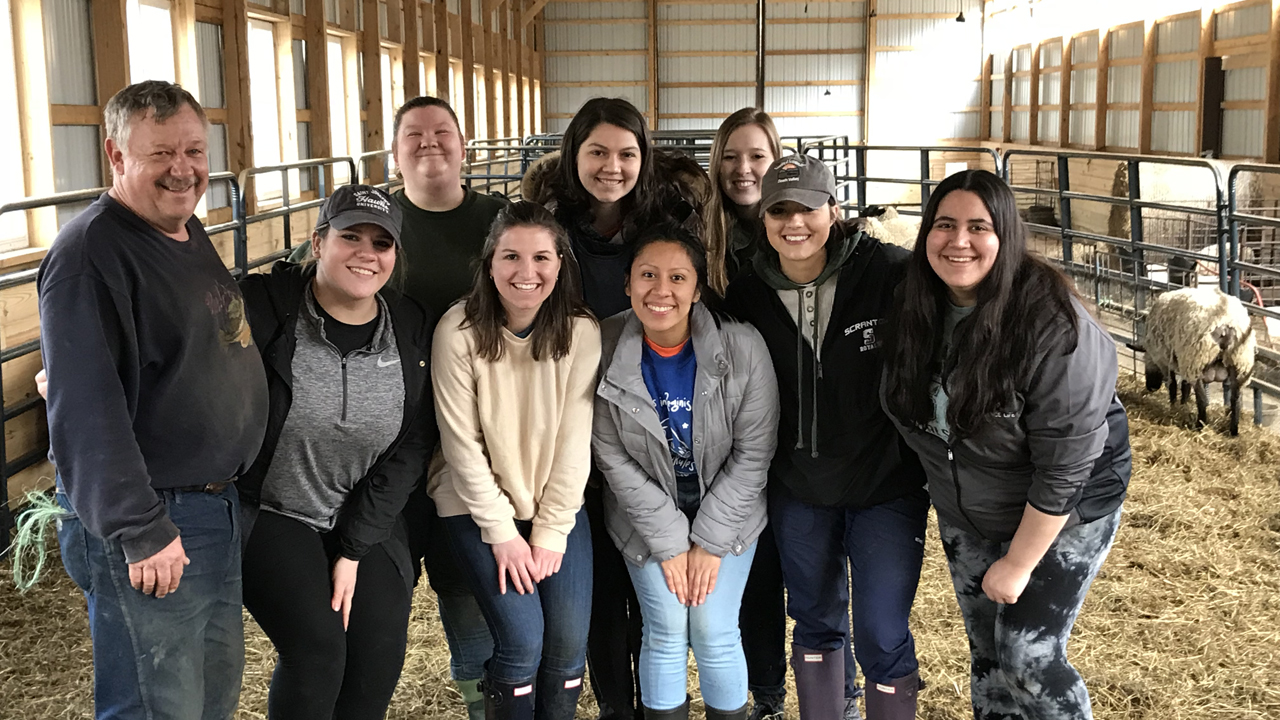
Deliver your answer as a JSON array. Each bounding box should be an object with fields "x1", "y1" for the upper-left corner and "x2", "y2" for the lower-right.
[{"x1": 593, "y1": 223, "x2": 780, "y2": 720}]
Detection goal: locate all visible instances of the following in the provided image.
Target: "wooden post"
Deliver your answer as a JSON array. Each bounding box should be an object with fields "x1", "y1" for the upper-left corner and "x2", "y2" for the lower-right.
[
  {"x1": 1139, "y1": 19, "x2": 1157, "y2": 154},
  {"x1": 340, "y1": 0, "x2": 356, "y2": 32},
  {"x1": 402, "y1": 0, "x2": 421, "y2": 97},
  {"x1": 1029, "y1": 43, "x2": 1042, "y2": 145},
  {"x1": 460, "y1": 0, "x2": 475, "y2": 138},
  {"x1": 92, "y1": 0, "x2": 131, "y2": 103},
  {"x1": 387, "y1": 0, "x2": 403, "y2": 44},
  {"x1": 222, "y1": 0, "x2": 254, "y2": 176},
  {"x1": 304, "y1": 0, "x2": 333, "y2": 161},
  {"x1": 342, "y1": 35, "x2": 362, "y2": 156},
  {"x1": 275, "y1": 22, "x2": 299, "y2": 195},
  {"x1": 171, "y1": 0, "x2": 200, "y2": 100},
  {"x1": 12, "y1": 0, "x2": 57, "y2": 244},
  {"x1": 498, "y1": 0, "x2": 510, "y2": 138},
  {"x1": 483, "y1": 0, "x2": 497, "y2": 140},
  {"x1": 979, "y1": 53, "x2": 992, "y2": 140},
  {"x1": 1195, "y1": 6, "x2": 1215, "y2": 156},
  {"x1": 1059, "y1": 35, "x2": 1071, "y2": 147},
  {"x1": 1002, "y1": 52, "x2": 1013, "y2": 144},
  {"x1": 514, "y1": 0, "x2": 524, "y2": 138},
  {"x1": 1264, "y1": 0, "x2": 1280, "y2": 162},
  {"x1": 648, "y1": 0, "x2": 657, "y2": 130},
  {"x1": 1094, "y1": 29, "x2": 1110, "y2": 151},
  {"x1": 434, "y1": 0, "x2": 450, "y2": 101},
  {"x1": 362, "y1": 0, "x2": 385, "y2": 179}
]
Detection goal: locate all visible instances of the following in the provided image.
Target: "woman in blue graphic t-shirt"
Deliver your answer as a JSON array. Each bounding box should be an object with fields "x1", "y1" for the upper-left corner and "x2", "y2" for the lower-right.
[{"x1": 591, "y1": 223, "x2": 780, "y2": 719}]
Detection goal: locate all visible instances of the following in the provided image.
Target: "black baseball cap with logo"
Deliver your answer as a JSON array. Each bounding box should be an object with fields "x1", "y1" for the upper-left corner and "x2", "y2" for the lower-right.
[
  {"x1": 316, "y1": 184, "x2": 403, "y2": 246},
  {"x1": 758, "y1": 154, "x2": 838, "y2": 217}
]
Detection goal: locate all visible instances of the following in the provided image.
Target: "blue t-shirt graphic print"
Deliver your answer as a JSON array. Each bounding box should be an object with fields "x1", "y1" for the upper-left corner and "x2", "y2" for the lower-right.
[{"x1": 641, "y1": 339, "x2": 700, "y2": 512}]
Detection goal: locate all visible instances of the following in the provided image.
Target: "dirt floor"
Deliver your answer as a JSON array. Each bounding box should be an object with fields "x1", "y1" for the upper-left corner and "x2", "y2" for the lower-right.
[{"x1": 3, "y1": 375, "x2": 1280, "y2": 719}]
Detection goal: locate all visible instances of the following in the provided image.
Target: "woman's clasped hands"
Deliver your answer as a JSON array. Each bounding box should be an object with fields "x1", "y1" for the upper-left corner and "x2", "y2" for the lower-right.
[{"x1": 660, "y1": 544, "x2": 722, "y2": 607}]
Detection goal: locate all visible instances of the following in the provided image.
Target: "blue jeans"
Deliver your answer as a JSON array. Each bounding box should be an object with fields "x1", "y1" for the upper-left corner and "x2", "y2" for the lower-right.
[
  {"x1": 627, "y1": 542, "x2": 757, "y2": 711},
  {"x1": 444, "y1": 507, "x2": 593, "y2": 683},
  {"x1": 770, "y1": 486, "x2": 929, "y2": 685},
  {"x1": 56, "y1": 484, "x2": 245, "y2": 720}
]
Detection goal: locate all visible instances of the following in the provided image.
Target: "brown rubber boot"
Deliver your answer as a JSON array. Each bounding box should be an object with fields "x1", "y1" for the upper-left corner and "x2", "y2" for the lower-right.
[
  {"x1": 790, "y1": 644, "x2": 844, "y2": 720},
  {"x1": 862, "y1": 670, "x2": 919, "y2": 720}
]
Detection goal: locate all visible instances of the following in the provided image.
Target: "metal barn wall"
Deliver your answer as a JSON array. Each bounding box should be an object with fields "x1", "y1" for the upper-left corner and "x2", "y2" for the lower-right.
[
  {"x1": 658, "y1": 0, "x2": 754, "y2": 132},
  {"x1": 1151, "y1": 15, "x2": 1198, "y2": 156},
  {"x1": 761, "y1": 0, "x2": 864, "y2": 138},
  {"x1": 868, "y1": 0, "x2": 981, "y2": 144},
  {"x1": 1223, "y1": 63, "x2": 1267, "y2": 159},
  {"x1": 1215, "y1": 2, "x2": 1272, "y2": 41},
  {"x1": 1105, "y1": 24, "x2": 1141, "y2": 149},
  {"x1": 543, "y1": 1, "x2": 649, "y2": 133}
]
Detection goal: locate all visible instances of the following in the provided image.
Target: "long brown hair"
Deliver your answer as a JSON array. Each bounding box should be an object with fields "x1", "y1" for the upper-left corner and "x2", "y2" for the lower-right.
[
  {"x1": 706, "y1": 108, "x2": 782, "y2": 294},
  {"x1": 462, "y1": 201, "x2": 595, "y2": 362}
]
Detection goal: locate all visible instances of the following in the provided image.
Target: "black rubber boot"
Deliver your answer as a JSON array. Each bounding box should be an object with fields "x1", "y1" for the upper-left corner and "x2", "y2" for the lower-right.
[
  {"x1": 791, "y1": 644, "x2": 844, "y2": 720},
  {"x1": 641, "y1": 696, "x2": 690, "y2": 719},
  {"x1": 535, "y1": 670, "x2": 585, "y2": 720},
  {"x1": 705, "y1": 702, "x2": 750, "y2": 720},
  {"x1": 862, "y1": 670, "x2": 919, "y2": 720},
  {"x1": 483, "y1": 672, "x2": 537, "y2": 720},
  {"x1": 747, "y1": 692, "x2": 785, "y2": 720}
]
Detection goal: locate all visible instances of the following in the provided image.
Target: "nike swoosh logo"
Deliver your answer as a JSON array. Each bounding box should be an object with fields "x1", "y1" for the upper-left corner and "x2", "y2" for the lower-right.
[{"x1": 376, "y1": 357, "x2": 400, "y2": 368}]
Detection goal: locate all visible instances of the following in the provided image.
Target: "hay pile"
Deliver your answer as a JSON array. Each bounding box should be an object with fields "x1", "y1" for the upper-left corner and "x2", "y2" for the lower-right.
[{"x1": 3, "y1": 374, "x2": 1280, "y2": 719}]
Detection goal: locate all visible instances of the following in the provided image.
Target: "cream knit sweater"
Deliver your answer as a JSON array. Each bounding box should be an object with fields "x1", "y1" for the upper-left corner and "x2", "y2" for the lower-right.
[{"x1": 428, "y1": 303, "x2": 601, "y2": 553}]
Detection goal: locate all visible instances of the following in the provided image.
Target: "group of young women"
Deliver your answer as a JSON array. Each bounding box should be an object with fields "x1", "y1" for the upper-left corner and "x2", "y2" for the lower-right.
[{"x1": 81, "y1": 93, "x2": 1130, "y2": 720}]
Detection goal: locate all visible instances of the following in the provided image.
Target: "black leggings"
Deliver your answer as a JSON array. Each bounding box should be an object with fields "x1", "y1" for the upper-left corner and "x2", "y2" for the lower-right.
[{"x1": 243, "y1": 510, "x2": 412, "y2": 720}]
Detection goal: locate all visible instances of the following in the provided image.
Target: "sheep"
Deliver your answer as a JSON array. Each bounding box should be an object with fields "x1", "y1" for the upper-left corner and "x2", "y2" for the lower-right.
[
  {"x1": 1135, "y1": 286, "x2": 1257, "y2": 435},
  {"x1": 857, "y1": 205, "x2": 921, "y2": 249}
]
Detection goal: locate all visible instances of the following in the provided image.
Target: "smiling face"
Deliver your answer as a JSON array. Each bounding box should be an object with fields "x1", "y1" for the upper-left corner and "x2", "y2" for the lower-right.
[
  {"x1": 925, "y1": 189, "x2": 1001, "y2": 306},
  {"x1": 313, "y1": 223, "x2": 398, "y2": 302},
  {"x1": 719, "y1": 124, "x2": 776, "y2": 208},
  {"x1": 575, "y1": 123, "x2": 641, "y2": 206},
  {"x1": 627, "y1": 240, "x2": 702, "y2": 348},
  {"x1": 763, "y1": 200, "x2": 839, "y2": 280},
  {"x1": 106, "y1": 105, "x2": 209, "y2": 236},
  {"x1": 490, "y1": 225, "x2": 562, "y2": 328},
  {"x1": 393, "y1": 105, "x2": 465, "y2": 185}
]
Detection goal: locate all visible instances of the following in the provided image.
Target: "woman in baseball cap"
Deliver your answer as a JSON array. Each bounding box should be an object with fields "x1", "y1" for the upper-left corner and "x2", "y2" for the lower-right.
[
  {"x1": 235, "y1": 182, "x2": 440, "y2": 719},
  {"x1": 724, "y1": 156, "x2": 929, "y2": 720}
]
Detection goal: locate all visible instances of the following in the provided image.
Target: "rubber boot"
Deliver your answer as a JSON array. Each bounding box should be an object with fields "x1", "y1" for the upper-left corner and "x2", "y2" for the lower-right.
[
  {"x1": 641, "y1": 696, "x2": 690, "y2": 719},
  {"x1": 863, "y1": 671, "x2": 919, "y2": 720},
  {"x1": 482, "y1": 672, "x2": 537, "y2": 720},
  {"x1": 747, "y1": 693, "x2": 785, "y2": 720},
  {"x1": 791, "y1": 644, "x2": 844, "y2": 720},
  {"x1": 535, "y1": 670, "x2": 585, "y2": 720},
  {"x1": 705, "y1": 702, "x2": 750, "y2": 720},
  {"x1": 459, "y1": 678, "x2": 487, "y2": 720}
]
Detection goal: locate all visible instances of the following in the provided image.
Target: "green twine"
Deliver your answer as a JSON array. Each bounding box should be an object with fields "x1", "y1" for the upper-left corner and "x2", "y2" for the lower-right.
[{"x1": 11, "y1": 490, "x2": 70, "y2": 593}]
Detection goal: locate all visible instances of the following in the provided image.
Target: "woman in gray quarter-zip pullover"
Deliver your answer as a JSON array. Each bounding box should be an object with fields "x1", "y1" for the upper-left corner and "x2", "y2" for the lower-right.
[{"x1": 882, "y1": 170, "x2": 1131, "y2": 720}]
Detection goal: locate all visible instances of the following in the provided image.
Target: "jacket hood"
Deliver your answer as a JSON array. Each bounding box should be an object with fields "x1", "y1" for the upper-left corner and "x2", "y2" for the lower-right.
[{"x1": 753, "y1": 219, "x2": 865, "y2": 291}]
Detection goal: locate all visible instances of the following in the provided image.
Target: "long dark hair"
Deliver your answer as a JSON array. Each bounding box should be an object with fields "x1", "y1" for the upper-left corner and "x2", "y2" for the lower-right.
[
  {"x1": 550, "y1": 98, "x2": 665, "y2": 238},
  {"x1": 462, "y1": 201, "x2": 594, "y2": 362},
  {"x1": 883, "y1": 170, "x2": 1080, "y2": 437}
]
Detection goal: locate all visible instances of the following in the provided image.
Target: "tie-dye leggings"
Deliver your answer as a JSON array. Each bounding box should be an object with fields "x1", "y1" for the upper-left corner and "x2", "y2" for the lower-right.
[{"x1": 938, "y1": 507, "x2": 1121, "y2": 720}]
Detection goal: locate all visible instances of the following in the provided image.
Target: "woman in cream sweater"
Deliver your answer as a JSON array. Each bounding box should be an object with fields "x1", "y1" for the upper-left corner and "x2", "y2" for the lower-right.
[{"x1": 429, "y1": 200, "x2": 601, "y2": 720}]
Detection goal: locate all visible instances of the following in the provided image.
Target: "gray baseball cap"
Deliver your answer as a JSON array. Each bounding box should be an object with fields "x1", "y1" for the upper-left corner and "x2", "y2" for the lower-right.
[
  {"x1": 316, "y1": 184, "x2": 403, "y2": 245},
  {"x1": 759, "y1": 154, "x2": 837, "y2": 217}
]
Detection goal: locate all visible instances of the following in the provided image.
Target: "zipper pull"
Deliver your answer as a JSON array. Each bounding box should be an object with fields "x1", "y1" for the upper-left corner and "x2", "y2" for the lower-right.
[{"x1": 947, "y1": 448, "x2": 954, "y2": 461}]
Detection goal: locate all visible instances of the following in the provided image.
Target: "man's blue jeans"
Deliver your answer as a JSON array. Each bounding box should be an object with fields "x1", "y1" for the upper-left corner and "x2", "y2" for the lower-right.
[
  {"x1": 444, "y1": 507, "x2": 593, "y2": 683},
  {"x1": 56, "y1": 484, "x2": 245, "y2": 720}
]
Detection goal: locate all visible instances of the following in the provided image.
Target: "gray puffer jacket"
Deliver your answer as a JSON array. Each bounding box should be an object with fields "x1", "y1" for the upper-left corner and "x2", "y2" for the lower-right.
[{"x1": 593, "y1": 304, "x2": 780, "y2": 566}]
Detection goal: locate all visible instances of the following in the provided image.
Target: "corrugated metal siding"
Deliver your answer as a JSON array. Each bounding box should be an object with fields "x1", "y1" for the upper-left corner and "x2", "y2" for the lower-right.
[
  {"x1": 1011, "y1": 76, "x2": 1030, "y2": 106},
  {"x1": 769, "y1": 1, "x2": 862, "y2": 19},
  {"x1": 1153, "y1": 60, "x2": 1196, "y2": 103},
  {"x1": 1038, "y1": 109, "x2": 1060, "y2": 142},
  {"x1": 766, "y1": 24, "x2": 862, "y2": 51},
  {"x1": 765, "y1": 85, "x2": 862, "y2": 113},
  {"x1": 1010, "y1": 110, "x2": 1029, "y2": 141},
  {"x1": 550, "y1": 22, "x2": 646, "y2": 51},
  {"x1": 1222, "y1": 109, "x2": 1264, "y2": 157},
  {"x1": 1040, "y1": 42, "x2": 1062, "y2": 69},
  {"x1": 1156, "y1": 16, "x2": 1198, "y2": 54},
  {"x1": 1038, "y1": 73, "x2": 1061, "y2": 104},
  {"x1": 661, "y1": 1, "x2": 752, "y2": 21},
  {"x1": 1106, "y1": 109, "x2": 1138, "y2": 148},
  {"x1": 379, "y1": 1, "x2": 388, "y2": 38},
  {"x1": 1011, "y1": 46, "x2": 1031, "y2": 72},
  {"x1": 1109, "y1": 24, "x2": 1143, "y2": 59},
  {"x1": 951, "y1": 111, "x2": 980, "y2": 139},
  {"x1": 326, "y1": 0, "x2": 338, "y2": 24},
  {"x1": 43, "y1": 0, "x2": 96, "y2": 105},
  {"x1": 990, "y1": 77, "x2": 1004, "y2": 106},
  {"x1": 1073, "y1": 33, "x2": 1098, "y2": 64},
  {"x1": 546, "y1": 0, "x2": 645, "y2": 19},
  {"x1": 1070, "y1": 68, "x2": 1096, "y2": 104},
  {"x1": 550, "y1": 86, "x2": 648, "y2": 116},
  {"x1": 879, "y1": 18, "x2": 961, "y2": 48},
  {"x1": 1069, "y1": 109, "x2": 1095, "y2": 145},
  {"x1": 771, "y1": 115, "x2": 862, "y2": 139},
  {"x1": 661, "y1": 86, "x2": 753, "y2": 116},
  {"x1": 989, "y1": 111, "x2": 1002, "y2": 140},
  {"x1": 1224, "y1": 66, "x2": 1267, "y2": 101},
  {"x1": 51, "y1": 124, "x2": 101, "y2": 225},
  {"x1": 1108, "y1": 65, "x2": 1141, "y2": 104},
  {"x1": 878, "y1": 0, "x2": 974, "y2": 12},
  {"x1": 1216, "y1": 3, "x2": 1271, "y2": 40},
  {"x1": 291, "y1": 0, "x2": 305, "y2": 15},
  {"x1": 1151, "y1": 110, "x2": 1195, "y2": 154},
  {"x1": 207, "y1": 123, "x2": 230, "y2": 208},
  {"x1": 196, "y1": 21, "x2": 226, "y2": 109},
  {"x1": 548, "y1": 56, "x2": 647, "y2": 83},
  {"x1": 767, "y1": 54, "x2": 863, "y2": 82},
  {"x1": 293, "y1": 39, "x2": 308, "y2": 109}
]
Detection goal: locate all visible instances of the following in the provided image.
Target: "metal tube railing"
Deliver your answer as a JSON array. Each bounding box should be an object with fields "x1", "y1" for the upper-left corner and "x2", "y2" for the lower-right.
[{"x1": 236, "y1": 157, "x2": 357, "y2": 275}]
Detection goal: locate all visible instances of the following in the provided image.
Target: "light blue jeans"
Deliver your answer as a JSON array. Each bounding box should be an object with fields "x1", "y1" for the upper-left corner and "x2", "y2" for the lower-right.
[{"x1": 627, "y1": 542, "x2": 757, "y2": 712}]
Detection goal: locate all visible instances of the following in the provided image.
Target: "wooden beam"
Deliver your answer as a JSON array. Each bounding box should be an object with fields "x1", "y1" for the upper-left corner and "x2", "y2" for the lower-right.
[
  {"x1": 1139, "y1": 19, "x2": 1157, "y2": 154},
  {"x1": 92, "y1": 0, "x2": 131, "y2": 104},
  {"x1": 1002, "y1": 52, "x2": 1013, "y2": 144},
  {"x1": 483, "y1": 0, "x2": 497, "y2": 140},
  {"x1": 222, "y1": 0, "x2": 254, "y2": 176},
  {"x1": 520, "y1": 0, "x2": 547, "y2": 27},
  {"x1": 435, "y1": 0, "x2": 450, "y2": 99},
  {"x1": 460, "y1": 0, "x2": 476, "y2": 138},
  {"x1": 1094, "y1": 29, "x2": 1109, "y2": 151},
  {"x1": 387, "y1": 0, "x2": 403, "y2": 43},
  {"x1": 980, "y1": 53, "x2": 992, "y2": 140},
  {"x1": 172, "y1": 0, "x2": 201, "y2": 99},
  {"x1": 304, "y1": 0, "x2": 333, "y2": 160},
  {"x1": 1265, "y1": 0, "x2": 1280, "y2": 162},
  {"x1": 648, "y1": 0, "x2": 657, "y2": 131},
  {"x1": 342, "y1": 34, "x2": 362, "y2": 155},
  {"x1": 49, "y1": 104, "x2": 104, "y2": 125},
  {"x1": 362, "y1": 0, "x2": 385, "y2": 177},
  {"x1": 1059, "y1": 36, "x2": 1072, "y2": 147},
  {"x1": 498, "y1": 0, "x2": 510, "y2": 137},
  {"x1": 339, "y1": 0, "x2": 356, "y2": 31},
  {"x1": 12, "y1": 0, "x2": 57, "y2": 244},
  {"x1": 402, "y1": 0, "x2": 421, "y2": 96},
  {"x1": 514, "y1": 0, "x2": 524, "y2": 137},
  {"x1": 1029, "y1": 43, "x2": 1042, "y2": 144}
]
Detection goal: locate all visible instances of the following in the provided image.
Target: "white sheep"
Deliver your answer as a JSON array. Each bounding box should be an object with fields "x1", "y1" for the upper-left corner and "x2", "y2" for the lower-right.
[
  {"x1": 1138, "y1": 286, "x2": 1257, "y2": 435},
  {"x1": 857, "y1": 205, "x2": 921, "y2": 249}
]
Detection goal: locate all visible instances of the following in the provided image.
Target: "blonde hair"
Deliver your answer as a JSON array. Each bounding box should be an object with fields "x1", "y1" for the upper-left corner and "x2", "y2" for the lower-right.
[{"x1": 705, "y1": 108, "x2": 782, "y2": 294}]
